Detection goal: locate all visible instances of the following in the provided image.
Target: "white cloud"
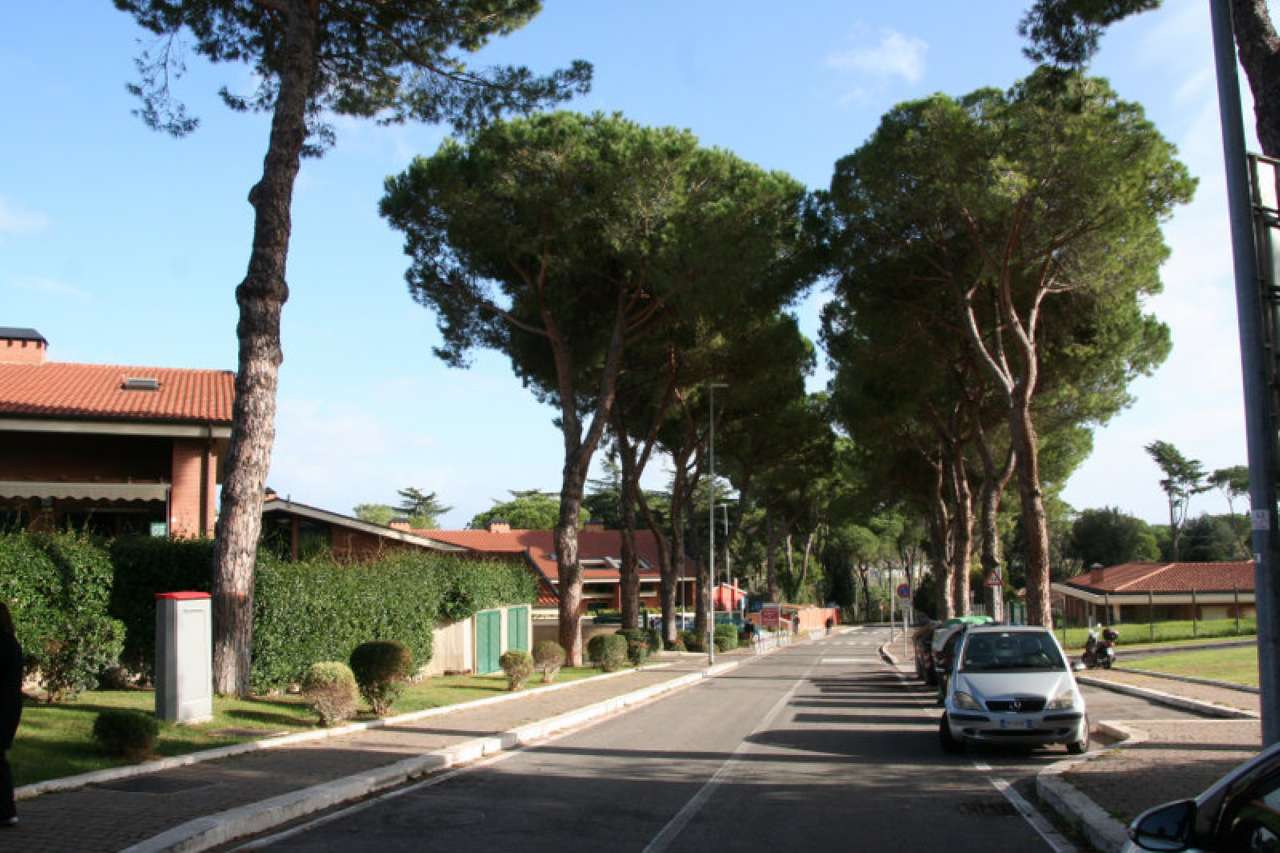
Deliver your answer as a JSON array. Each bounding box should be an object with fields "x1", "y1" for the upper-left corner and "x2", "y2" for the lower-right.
[
  {"x1": 826, "y1": 28, "x2": 928, "y2": 84},
  {"x1": 0, "y1": 197, "x2": 49, "y2": 235}
]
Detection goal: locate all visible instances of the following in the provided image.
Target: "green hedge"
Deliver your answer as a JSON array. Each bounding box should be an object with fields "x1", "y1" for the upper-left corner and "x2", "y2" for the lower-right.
[{"x1": 0, "y1": 533, "x2": 536, "y2": 695}]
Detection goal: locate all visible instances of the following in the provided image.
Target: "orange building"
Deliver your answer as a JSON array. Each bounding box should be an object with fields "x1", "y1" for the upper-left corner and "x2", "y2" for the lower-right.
[{"x1": 0, "y1": 327, "x2": 233, "y2": 538}]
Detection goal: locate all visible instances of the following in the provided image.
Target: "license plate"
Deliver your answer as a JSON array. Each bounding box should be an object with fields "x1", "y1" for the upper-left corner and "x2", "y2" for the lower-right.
[{"x1": 999, "y1": 719, "x2": 1035, "y2": 729}]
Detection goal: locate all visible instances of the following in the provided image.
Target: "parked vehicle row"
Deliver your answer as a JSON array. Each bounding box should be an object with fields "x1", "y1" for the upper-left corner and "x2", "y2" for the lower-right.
[{"x1": 909, "y1": 617, "x2": 1089, "y2": 755}]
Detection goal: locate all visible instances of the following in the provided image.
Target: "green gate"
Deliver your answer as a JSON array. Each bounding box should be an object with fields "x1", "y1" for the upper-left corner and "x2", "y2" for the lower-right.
[
  {"x1": 476, "y1": 610, "x2": 501, "y2": 674},
  {"x1": 507, "y1": 605, "x2": 529, "y2": 653}
]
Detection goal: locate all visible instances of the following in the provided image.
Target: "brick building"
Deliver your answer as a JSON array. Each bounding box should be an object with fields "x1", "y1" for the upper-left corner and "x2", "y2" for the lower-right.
[
  {"x1": 1053, "y1": 561, "x2": 1256, "y2": 625},
  {"x1": 0, "y1": 327, "x2": 233, "y2": 537}
]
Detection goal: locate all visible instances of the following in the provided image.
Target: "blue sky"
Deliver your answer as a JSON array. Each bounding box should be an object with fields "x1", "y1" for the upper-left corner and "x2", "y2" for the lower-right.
[{"x1": 0, "y1": 1, "x2": 1249, "y2": 528}]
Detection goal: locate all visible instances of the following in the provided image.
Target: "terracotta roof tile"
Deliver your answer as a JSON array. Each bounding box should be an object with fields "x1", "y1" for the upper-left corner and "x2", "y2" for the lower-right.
[
  {"x1": 0, "y1": 362, "x2": 234, "y2": 424},
  {"x1": 1064, "y1": 561, "x2": 1255, "y2": 593}
]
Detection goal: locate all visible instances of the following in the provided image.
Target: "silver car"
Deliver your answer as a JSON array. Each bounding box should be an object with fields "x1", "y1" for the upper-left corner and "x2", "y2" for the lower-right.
[{"x1": 940, "y1": 625, "x2": 1089, "y2": 754}]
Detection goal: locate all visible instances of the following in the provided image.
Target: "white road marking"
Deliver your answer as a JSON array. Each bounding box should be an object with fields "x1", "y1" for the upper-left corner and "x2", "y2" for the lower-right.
[
  {"x1": 971, "y1": 760, "x2": 992, "y2": 772},
  {"x1": 820, "y1": 657, "x2": 863, "y2": 663},
  {"x1": 642, "y1": 657, "x2": 819, "y2": 853},
  {"x1": 990, "y1": 775, "x2": 1077, "y2": 853}
]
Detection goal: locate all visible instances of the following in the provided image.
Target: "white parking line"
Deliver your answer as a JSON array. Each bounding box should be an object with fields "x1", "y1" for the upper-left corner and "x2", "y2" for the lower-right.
[{"x1": 990, "y1": 776, "x2": 1077, "y2": 853}]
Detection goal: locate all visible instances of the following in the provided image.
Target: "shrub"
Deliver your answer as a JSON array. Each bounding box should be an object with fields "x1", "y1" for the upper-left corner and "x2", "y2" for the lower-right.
[
  {"x1": 533, "y1": 640, "x2": 565, "y2": 683},
  {"x1": 598, "y1": 634, "x2": 629, "y2": 672},
  {"x1": 644, "y1": 627, "x2": 662, "y2": 653},
  {"x1": 680, "y1": 630, "x2": 703, "y2": 653},
  {"x1": 92, "y1": 710, "x2": 159, "y2": 760},
  {"x1": 38, "y1": 615, "x2": 125, "y2": 702},
  {"x1": 300, "y1": 661, "x2": 359, "y2": 727},
  {"x1": 586, "y1": 634, "x2": 609, "y2": 665},
  {"x1": 616, "y1": 629, "x2": 649, "y2": 666},
  {"x1": 714, "y1": 624, "x2": 739, "y2": 653},
  {"x1": 349, "y1": 641, "x2": 412, "y2": 716},
  {"x1": 670, "y1": 634, "x2": 687, "y2": 652},
  {"x1": 500, "y1": 650, "x2": 534, "y2": 691}
]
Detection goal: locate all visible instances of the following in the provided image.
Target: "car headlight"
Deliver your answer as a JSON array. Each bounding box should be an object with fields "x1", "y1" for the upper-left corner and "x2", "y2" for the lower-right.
[
  {"x1": 1047, "y1": 689, "x2": 1076, "y2": 710},
  {"x1": 953, "y1": 691, "x2": 982, "y2": 710}
]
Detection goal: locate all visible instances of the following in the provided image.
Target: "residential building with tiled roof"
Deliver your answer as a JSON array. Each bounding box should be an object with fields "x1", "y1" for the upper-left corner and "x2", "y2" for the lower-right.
[
  {"x1": 1052, "y1": 561, "x2": 1255, "y2": 626},
  {"x1": 0, "y1": 327, "x2": 235, "y2": 537},
  {"x1": 412, "y1": 521, "x2": 699, "y2": 615}
]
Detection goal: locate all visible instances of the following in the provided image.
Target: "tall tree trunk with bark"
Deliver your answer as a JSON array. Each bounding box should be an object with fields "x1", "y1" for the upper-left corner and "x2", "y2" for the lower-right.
[
  {"x1": 947, "y1": 444, "x2": 974, "y2": 617},
  {"x1": 765, "y1": 512, "x2": 780, "y2": 603},
  {"x1": 637, "y1": 489, "x2": 676, "y2": 645},
  {"x1": 1008, "y1": 397, "x2": 1052, "y2": 626},
  {"x1": 975, "y1": 424, "x2": 1014, "y2": 624},
  {"x1": 615, "y1": 427, "x2": 641, "y2": 630},
  {"x1": 212, "y1": 0, "x2": 318, "y2": 696},
  {"x1": 1232, "y1": 0, "x2": 1280, "y2": 157},
  {"x1": 926, "y1": 452, "x2": 955, "y2": 620}
]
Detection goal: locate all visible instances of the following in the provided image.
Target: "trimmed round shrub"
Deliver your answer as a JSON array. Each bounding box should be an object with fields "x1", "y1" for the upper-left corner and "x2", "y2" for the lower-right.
[
  {"x1": 301, "y1": 661, "x2": 359, "y2": 727},
  {"x1": 92, "y1": 709, "x2": 159, "y2": 760},
  {"x1": 500, "y1": 650, "x2": 534, "y2": 691},
  {"x1": 349, "y1": 641, "x2": 412, "y2": 716},
  {"x1": 679, "y1": 630, "x2": 703, "y2": 653},
  {"x1": 586, "y1": 634, "x2": 609, "y2": 666},
  {"x1": 533, "y1": 640, "x2": 565, "y2": 683},
  {"x1": 598, "y1": 634, "x2": 629, "y2": 672},
  {"x1": 714, "y1": 624, "x2": 739, "y2": 653},
  {"x1": 616, "y1": 629, "x2": 649, "y2": 666}
]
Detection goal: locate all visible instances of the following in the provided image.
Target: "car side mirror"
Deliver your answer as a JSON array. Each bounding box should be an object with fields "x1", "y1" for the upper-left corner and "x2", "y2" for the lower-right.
[
  {"x1": 1129, "y1": 799, "x2": 1196, "y2": 851},
  {"x1": 1072, "y1": 662, "x2": 1085, "y2": 672}
]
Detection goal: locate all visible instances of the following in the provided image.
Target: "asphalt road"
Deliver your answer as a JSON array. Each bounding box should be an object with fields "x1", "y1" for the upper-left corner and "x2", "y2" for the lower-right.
[{"x1": 244, "y1": 628, "x2": 1198, "y2": 853}]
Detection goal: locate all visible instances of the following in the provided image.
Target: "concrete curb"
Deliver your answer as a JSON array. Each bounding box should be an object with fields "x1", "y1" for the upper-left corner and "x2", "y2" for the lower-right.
[
  {"x1": 15, "y1": 660, "x2": 676, "y2": 802},
  {"x1": 1077, "y1": 674, "x2": 1259, "y2": 719},
  {"x1": 1112, "y1": 666, "x2": 1261, "y2": 695},
  {"x1": 1035, "y1": 720, "x2": 1147, "y2": 853},
  {"x1": 122, "y1": 635, "x2": 814, "y2": 852}
]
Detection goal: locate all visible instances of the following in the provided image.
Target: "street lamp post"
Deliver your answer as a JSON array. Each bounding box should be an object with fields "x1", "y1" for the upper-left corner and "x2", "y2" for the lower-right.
[{"x1": 707, "y1": 382, "x2": 728, "y2": 666}]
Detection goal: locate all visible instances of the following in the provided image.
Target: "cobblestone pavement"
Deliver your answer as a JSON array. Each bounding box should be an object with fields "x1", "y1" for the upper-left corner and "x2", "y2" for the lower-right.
[
  {"x1": 1084, "y1": 668, "x2": 1260, "y2": 714},
  {"x1": 0, "y1": 657, "x2": 732, "y2": 853},
  {"x1": 1064, "y1": 719, "x2": 1262, "y2": 824}
]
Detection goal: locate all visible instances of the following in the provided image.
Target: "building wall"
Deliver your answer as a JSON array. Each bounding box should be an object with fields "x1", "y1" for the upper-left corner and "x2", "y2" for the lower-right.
[
  {"x1": 421, "y1": 617, "x2": 474, "y2": 677},
  {"x1": 170, "y1": 440, "x2": 205, "y2": 538}
]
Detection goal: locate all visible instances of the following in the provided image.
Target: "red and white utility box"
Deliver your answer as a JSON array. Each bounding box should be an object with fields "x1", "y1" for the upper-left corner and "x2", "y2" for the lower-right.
[{"x1": 155, "y1": 592, "x2": 213, "y2": 724}]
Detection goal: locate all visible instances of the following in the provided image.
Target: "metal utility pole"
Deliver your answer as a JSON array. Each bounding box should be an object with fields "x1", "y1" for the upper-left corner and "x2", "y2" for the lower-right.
[
  {"x1": 1211, "y1": 0, "x2": 1280, "y2": 745},
  {"x1": 707, "y1": 382, "x2": 727, "y2": 666}
]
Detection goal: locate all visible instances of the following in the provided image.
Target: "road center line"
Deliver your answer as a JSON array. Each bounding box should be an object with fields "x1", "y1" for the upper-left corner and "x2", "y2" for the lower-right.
[{"x1": 642, "y1": 653, "x2": 820, "y2": 853}]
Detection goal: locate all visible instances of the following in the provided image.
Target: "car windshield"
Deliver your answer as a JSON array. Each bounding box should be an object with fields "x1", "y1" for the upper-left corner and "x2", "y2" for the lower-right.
[{"x1": 960, "y1": 632, "x2": 1065, "y2": 672}]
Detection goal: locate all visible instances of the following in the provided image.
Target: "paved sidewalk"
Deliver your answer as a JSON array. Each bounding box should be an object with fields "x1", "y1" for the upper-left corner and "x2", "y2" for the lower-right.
[
  {"x1": 1064, "y1": 719, "x2": 1262, "y2": 824},
  {"x1": 0, "y1": 655, "x2": 739, "y2": 853},
  {"x1": 1085, "y1": 668, "x2": 1260, "y2": 714}
]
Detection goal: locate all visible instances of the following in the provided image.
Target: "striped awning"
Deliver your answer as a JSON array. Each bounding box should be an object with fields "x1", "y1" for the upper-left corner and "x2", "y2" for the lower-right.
[{"x1": 0, "y1": 481, "x2": 169, "y2": 502}]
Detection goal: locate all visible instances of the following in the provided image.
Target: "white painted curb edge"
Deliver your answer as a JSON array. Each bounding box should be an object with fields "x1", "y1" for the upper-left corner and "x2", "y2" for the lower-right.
[
  {"x1": 120, "y1": 636, "x2": 819, "y2": 853},
  {"x1": 1113, "y1": 666, "x2": 1261, "y2": 696},
  {"x1": 1077, "y1": 674, "x2": 1260, "y2": 719},
  {"x1": 16, "y1": 659, "x2": 674, "y2": 801},
  {"x1": 1035, "y1": 720, "x2": 1147, "y2": 853}
]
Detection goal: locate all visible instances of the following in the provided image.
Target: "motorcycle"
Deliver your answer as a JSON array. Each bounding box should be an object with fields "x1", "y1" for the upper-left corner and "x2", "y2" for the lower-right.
[{"x1": 1081, "y1": 626, "x2": 1118, "y2": 669}]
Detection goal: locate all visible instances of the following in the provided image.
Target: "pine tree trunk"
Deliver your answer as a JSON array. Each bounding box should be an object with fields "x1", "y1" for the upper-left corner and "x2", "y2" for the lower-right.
[
  {"x1": 616, "y1": 430, "x2": 640, "y2": 630},
  {"x1": 1231, "y1": 0, "x2": 1280, "y2": 157},
  {"x1": 212, "y1": 0, "x2": 318, "y2": 697},
  {"x1": 979, "y1": 479, "x2": 1006, "y2": 623},
  {"x1": 949, "y1": 446, "x2": 973, "y2": 617},
  {"x1": 765, "y1": 513, "x2": 780, "y2": 603},
  {"x1": 555, "y1": 459, "x2": 587, "y2": 666},
  {"x1": 928, "y1": 455, "x2": 955, "y2": 620},
  {"x1": 1010, "y1": 400, "x2": 1053, "y2": 626}
]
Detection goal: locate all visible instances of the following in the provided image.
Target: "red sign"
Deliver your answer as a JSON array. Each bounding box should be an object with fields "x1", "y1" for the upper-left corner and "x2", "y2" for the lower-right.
[{"x1": 761, "y1": 604, "x2": 781, "y2": 629}]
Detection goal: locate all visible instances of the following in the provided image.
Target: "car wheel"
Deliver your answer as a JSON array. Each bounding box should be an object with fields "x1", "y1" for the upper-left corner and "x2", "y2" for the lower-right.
[
  {"x1": 1067, "y1": 720, "x2": 1090, "y2": 755},
  {"x1": 1102, "y1": 658, "x2": 1112, "y2": 670},
  {"x1": 940, "y1": 713, "x2": 963, "y2": 754}
]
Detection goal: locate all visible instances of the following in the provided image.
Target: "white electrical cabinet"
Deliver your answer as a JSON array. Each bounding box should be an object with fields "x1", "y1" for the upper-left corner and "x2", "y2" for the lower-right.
[{"x1": 155, "y1": 591, "x2": 213, "y2": 724}]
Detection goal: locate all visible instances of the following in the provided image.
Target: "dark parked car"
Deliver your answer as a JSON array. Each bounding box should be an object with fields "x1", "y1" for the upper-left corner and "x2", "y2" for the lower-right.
[
  {"x1": 913, "y1": 622, "x2": 939, "y2": 684},
  {"x1": 1125, "y1": 741, "x2": 1280, "y2": 851}
]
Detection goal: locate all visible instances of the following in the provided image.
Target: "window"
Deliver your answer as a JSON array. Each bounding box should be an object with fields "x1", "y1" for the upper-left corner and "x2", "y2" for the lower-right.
[{"x1": 961, "y1": 631, "x2": 1065, "y2": 672}]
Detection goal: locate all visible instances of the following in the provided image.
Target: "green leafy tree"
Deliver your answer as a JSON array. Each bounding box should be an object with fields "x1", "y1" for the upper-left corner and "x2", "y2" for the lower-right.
[
  {"x1": 1066, "y1": 507, "x2": 1160, "y2": 568},
  {"x1": 1020, "y1": 1, "x2": 1280, "y2": 156},
  {"x1": 1145, "y1": 440, "x2": 1211, "y2": 561},
  {"x1": 395, "y1": 487, "x2": 452, "y2": 529},
  {"x1": 383, "y1": 113, "x2": 814, "y2": 659},
  {"x1": 1210, "y1": 464, "x2": 1251, "y2": 558},
  {"x1": 1179, "y1": 514, "x2": 1249, "y2": 563},
  {"x1": 352, "y1": 504, "x2": 396, "y2": 526},
  {"x1": 470, "y1": 490, "x2": 588, "y2": 530},
  {"x1": 114, "y1": 0, "x2": 590, "y2": 695},
  {"x1": 823, "y1": 70, "x2": 1193, "y2": 625}
]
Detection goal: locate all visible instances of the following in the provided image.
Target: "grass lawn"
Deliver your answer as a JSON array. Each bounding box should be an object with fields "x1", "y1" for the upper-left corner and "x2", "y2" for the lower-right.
[
  {"x1": 11, "y1": 665, "x2": 603, "y2": 788},
  {"x1": 1057, "y1": 618, "x2": 1255, "y2": 651},
  {"x1": 1127, "y1": 646, "x2": 1259, "y2": 687}
]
